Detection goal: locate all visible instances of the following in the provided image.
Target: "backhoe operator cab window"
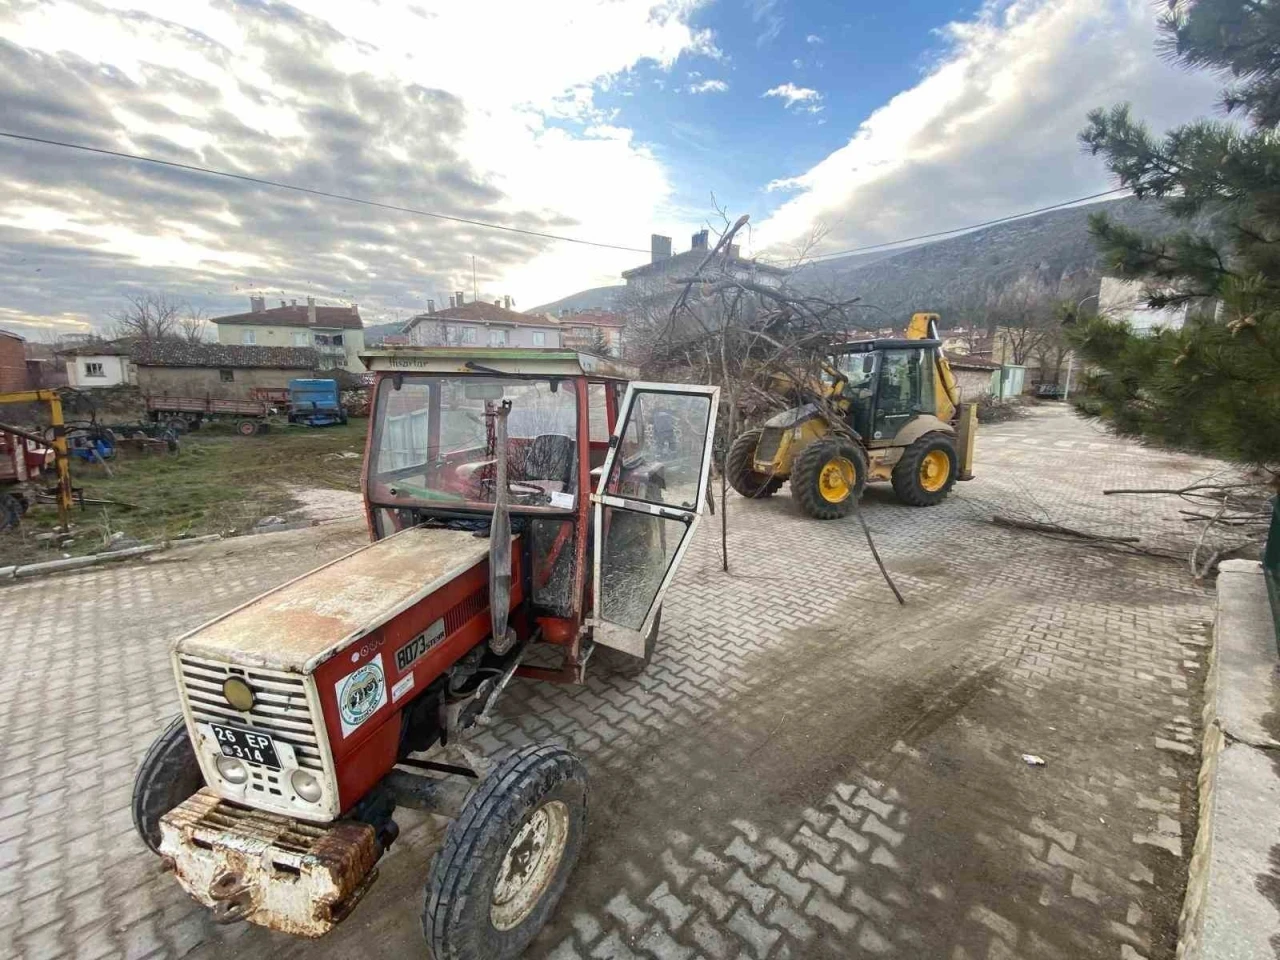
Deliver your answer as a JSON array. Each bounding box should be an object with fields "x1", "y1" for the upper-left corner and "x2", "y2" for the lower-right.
[
  {"x1": 370, "y1": 375, "x2": 579, "y2": 510},
  {"x1": 877, "y1": 349, "x2": 934, "y2": 415}
]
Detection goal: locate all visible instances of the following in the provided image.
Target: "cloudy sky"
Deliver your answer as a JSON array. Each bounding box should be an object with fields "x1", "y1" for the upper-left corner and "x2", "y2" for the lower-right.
[{"x1": 0, "y1": 0, "x2": 1223, "y2": 338}]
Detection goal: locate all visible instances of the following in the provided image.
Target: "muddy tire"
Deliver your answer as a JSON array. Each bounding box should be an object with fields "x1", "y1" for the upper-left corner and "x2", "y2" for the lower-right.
[
  {"x1": 165, "y1": 418, "x2": 188, "y2": 435},
  {"x1": 726, "y1": 430, "x2": 783, "y2": 499},
  {"x1": 132, "y1": 716, "x2": 204, "y2": 854},
  {"x1": 422, "y1": 744, "x2": 588, "y2": 960},
  {"x1": 235, "y1": 420, "x2": 258, "y2": 437},
  {"x1": 596, "y1": 605, "x2": 662, "y2": 678},
  {"x1": 891, "y1": 433, "x2": 958, "y2": 507},
  {"x1": 790, "y1": 438, "x2": 867, "y2": 520}
]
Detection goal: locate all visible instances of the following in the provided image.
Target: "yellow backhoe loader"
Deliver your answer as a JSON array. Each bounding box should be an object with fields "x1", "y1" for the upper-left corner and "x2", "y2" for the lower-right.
[{"x1": 727, "y1": 313, "x2": 977, "y2": 519}]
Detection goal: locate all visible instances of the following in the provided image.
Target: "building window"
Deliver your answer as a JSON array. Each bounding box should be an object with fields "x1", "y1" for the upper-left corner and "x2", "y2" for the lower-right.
[
  {"x1": 292, "y1": 332, "x2": 309, "y2": 347},
  {"x1": 242, "y1": 330, "x2": 256, "y2": 345},
  {"x1": 84, "y1": 362, "x2": 105, "y2": 378},
  {"x1": 219, "y1": 368, "x2": 234, "y2": 382},
  {"x1": 332, "y1": 334, "x2": 343, "y2": 346},
  {"x1": 444, "y1": 325, "x2": 456, "y2": 344},
  {"x1": 462, "y1": 327, "x2": 476, "y2": 344},
  {"x1": 532, "y1": 331, "x2": 546, "y2": 347},
  {"x1": 488, "y1": 329, "x2": 508, "y2": 346}
]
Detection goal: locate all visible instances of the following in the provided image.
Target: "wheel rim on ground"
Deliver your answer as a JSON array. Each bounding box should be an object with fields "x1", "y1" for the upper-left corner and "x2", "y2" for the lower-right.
[
  {"x1": 490, "y1": 800, "x2": 571, "y2": 931},
  {"x1": 919, "y1": 450, "x2": 951, "y2": 492},
  {"x1": 817, "y1": 457, "x2": 855, "y2": 503}
]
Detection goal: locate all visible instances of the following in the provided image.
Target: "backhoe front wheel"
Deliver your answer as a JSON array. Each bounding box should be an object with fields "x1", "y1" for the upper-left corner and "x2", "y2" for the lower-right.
[
  {"x1": 791, "y1": 438, "x2": 867, "y2": 520},
  {"x1": 726, "y1": 430, "x2": 783, "y2": 499},
  {"x1": 891, "y1": 433, "x2": 958, "y2": 506},
  {"x1": 422, "y1": 744, "x2": 588, "y2": 960}
]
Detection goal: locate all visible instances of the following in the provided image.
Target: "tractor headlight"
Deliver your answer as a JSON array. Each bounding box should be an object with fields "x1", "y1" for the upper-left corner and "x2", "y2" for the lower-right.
[
  {"x1": 291, "y1": 769, "x2": 322, "y2": 803},
  {"x1": 216, "y1": 755, "x2": 248, "y2": 784},
  {"x1": 222, "y1": 676, "x2": 256, "y2": 712}
]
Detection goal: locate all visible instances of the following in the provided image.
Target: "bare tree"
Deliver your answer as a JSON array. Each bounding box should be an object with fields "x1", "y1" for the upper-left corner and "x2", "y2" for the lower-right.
[
  {"x1": 178, "y1": 308, "x2": 209, "y2": 344},
  {"x1": 108, "y1": 294, "x2": 185, "y2": 342}
]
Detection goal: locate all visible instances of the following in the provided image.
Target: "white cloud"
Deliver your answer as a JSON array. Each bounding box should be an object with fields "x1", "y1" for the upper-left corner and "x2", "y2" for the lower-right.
[
  {"x1": 805, "y1": 34, "x2": 823, "y2": 44},
  {"x1": 0, "y1": 0, "x2": 718, "y2": 332},
  {"x1": 751, "y1": 0, "x2": 1224, "y2": 257},
  {"x1": 763, "y1": 82, "x2": 824, "y2": 113},
  {"x1": 688, "y1": 78, "x2": 729, "y2": 93}
]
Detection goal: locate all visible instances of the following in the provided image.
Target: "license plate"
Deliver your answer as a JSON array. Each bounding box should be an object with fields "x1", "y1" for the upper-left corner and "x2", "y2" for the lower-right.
[
  {"x1": 395, "y1": 618, "x2": 446, "y2": 672},
  {"x1": 209, "y1": 722, "x2": 281, "y2": 769}
]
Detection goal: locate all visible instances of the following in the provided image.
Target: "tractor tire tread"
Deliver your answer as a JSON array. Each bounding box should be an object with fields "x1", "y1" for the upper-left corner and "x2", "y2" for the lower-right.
[
  {"x1": 890, "y1": 432, "x2": 958, "y2": 507},
  {"x1": 131, "y1": 715, "x2": 204, "y2": 854},
  {"x1": 790, "y1": 438, "x2": 867, "y2": 520},
  {"x1": 422, "y1": 744, "x2": 587, "y2": 960},
  {"x1": 726, "y1": 430, "x2": 784, "y2": 499}
]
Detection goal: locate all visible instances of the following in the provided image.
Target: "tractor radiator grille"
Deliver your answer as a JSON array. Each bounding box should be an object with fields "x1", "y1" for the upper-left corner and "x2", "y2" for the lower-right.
[
  {"x1": 755, "y1": 427, "x2": 784, "y2": 464},
  {"x1": 178, "y1": 654, "x2": 325, "y2": 773}
]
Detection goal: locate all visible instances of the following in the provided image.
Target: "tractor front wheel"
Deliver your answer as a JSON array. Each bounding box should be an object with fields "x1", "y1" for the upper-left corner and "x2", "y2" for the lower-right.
[
  {"x1": 891, "y1": 433, "x2": 958, "y2": 506},
  {"x1": 790, "y1": 438, "x2": 867, "y2": 520},
  {"x1": 235, "y1": 420, "x2": 258, "y2": 437},
  {"x1": 422, "y1": 744, "x2": 588, "y2": 960},
  {"x1": 726, "y1": 430, "x2": 783, "y2": 499},
  {"x1": 132, "y1": 716, "x2": 205, "y2": 854}
]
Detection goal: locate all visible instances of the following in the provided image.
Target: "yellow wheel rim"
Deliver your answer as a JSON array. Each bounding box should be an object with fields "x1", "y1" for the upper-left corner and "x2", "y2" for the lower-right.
[
  {"x1": 919, "y1": 450, "x2": 950, "y2": 493},
  {"x1": 818, "y1": 457, "x2": 856, "y2": 503}
]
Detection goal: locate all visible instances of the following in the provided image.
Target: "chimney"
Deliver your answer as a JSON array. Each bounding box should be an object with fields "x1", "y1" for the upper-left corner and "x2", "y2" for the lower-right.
[
  {"x1": 280, "y1": 300, "x2": 287, "y2": 308},
  {"x1": 456, "y1": 291, "x2": 465, "y2": 306},
  {"x1": 494, "y1": 299, "x2": 501, "y2": 307},
  {"x1": 350, "y1": 303, "x2": 358, "y2": 315},
  {"x1": 291, "y1": 299, "x2": 297, "y2": 307},
  {"x1": 448, "y1": 295, "x2": 456, "y2": 309},
  {"x1": 307, "y1": 296, "x2": 316, "y2": 325},
  {"x1": 651, "y1": 234, "x2": 672, "y2": 264},
  {"x1": 691, "y1": 229, "x2": 709, "y2": 251},
  {"x1": 427, "y1": 299, "x2": 436, "y2": 314},
  {"x1": 503, "y1": 295, "x2": 511, "y2": 310},
  {"x1": 249, "y1": 296, "x2": 265, "y2": 313}
]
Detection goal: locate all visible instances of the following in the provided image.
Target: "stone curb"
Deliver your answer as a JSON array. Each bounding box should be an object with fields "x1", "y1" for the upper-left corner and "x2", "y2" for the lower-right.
[{"x1": 1177, "y1": 560, "x2": 1280, "y2": 960}]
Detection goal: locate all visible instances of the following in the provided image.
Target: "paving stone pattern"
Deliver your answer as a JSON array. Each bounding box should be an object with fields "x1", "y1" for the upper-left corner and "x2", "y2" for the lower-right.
[{"x1": 0, "y1": 407, "x2": 1220, "y2": 959}]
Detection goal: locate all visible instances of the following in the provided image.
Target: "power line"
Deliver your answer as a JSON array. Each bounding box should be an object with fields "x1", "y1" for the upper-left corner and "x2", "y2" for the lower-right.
[
  {"x1": 0, "y1": 130, "x2": 651, "y2": 254},
  {"x1": 787, "y1": 188, "x2": 1131, "y2": 264}
]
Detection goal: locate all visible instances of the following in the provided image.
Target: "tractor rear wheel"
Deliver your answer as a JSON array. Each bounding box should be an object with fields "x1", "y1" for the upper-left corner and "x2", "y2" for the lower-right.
[
  {"x1": 791, "y1": 438, "x2": 867, "y2": 520},
  {"x1": 422, "y1": 744, "x2": 588, "y2": 960},
  {"x1": 891, "y1": 433, "x2": 958, "y2": 506},
  {"x1": 726, "y1": 430, "x2": 783, "y2": 499},
  {"x1": 132, "y1": 716, "x2": 204, "y2": 854},
  {"x1": 235, "y1": 420, "x2": 258, "y2": 437}
]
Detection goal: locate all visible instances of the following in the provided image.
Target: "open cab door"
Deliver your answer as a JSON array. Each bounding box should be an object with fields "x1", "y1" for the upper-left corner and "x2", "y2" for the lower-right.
[{"x1": 591, "y1": 382, "x2": 719, "y2": 656}]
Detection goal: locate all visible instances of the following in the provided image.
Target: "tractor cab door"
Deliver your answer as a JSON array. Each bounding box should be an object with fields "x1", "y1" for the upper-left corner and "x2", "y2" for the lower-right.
[
  {"x1": 590, "y1": 383, "x2": 719, "y2": 656},
  {"x1": 871, "y1": 347, "x2": 934, "y2": 442}
]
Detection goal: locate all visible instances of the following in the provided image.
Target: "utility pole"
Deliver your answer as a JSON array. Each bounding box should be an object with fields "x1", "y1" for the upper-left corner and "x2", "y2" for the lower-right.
[{"x1": 472, "y1": 256, "x2": 478, "y2": 305}]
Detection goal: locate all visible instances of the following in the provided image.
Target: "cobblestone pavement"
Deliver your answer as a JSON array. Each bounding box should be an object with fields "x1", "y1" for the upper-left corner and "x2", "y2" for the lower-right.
[{"x1": 0, "y1": 406, "x2": 1224, "y2": 960}]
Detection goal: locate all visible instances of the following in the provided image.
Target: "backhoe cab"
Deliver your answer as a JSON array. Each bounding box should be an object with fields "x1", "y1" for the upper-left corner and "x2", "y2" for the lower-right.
[{"x1": 727, "y1": 312, "x2": 977, "y2": 519}]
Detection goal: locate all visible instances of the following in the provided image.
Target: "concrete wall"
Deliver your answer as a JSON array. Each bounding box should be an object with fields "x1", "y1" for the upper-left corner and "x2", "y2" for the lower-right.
[
  {"x1": 0, "y1": 335, "x2": 26, "y2": 392},
  {"x1": 215, "y1": 324, "x2": 367, "y2": 370},
  {"x1": 137, "y1": 365, "x2": 308, "y2": 400},
  {"x1": 65, "y1": 355, "x2": 133, "y2": 388},
  {"x1": 408, "y1": 318, "x2": 560, "y2": 349}
]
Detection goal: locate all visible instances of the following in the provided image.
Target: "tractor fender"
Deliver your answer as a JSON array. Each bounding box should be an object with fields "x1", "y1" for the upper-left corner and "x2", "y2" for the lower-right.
[
  {"x1": 763, "y1": 403, "x2": 821, "y2": 429},
  {"x1": 893, "y1": 415, "x2": 954, "y2": 448}
]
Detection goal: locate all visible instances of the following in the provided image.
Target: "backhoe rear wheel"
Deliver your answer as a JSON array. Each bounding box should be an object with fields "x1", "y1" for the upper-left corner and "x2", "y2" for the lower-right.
[
  {"x1": 726, "y1": 430, "x2": 783, "y2": 499},
  {"x1": 891, "y1": 433, "x2": 958, "y2": 506},
  {"x1": 790, "y1": 438, "x2": 867, "y2": 520}
]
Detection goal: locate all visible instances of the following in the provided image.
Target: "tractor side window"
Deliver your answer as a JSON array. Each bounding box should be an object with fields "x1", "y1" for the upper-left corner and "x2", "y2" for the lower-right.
[{"x1": 877, "y1": 350, "x2": 932, "y2": 416}]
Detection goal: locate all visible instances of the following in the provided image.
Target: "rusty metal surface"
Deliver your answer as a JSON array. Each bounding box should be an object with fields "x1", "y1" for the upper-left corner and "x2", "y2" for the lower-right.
[
  {"x1": 158, "y1": 788, "x2": 380, "y2": 938},
  {"x1": 174, "y1": 526, "x2": 490, "y2": 672}
]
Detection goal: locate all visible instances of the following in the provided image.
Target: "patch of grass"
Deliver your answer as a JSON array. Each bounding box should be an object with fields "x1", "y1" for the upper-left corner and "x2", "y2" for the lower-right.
[{"x1": 2, "y1": 420, "x2": 368, "y2": 566}]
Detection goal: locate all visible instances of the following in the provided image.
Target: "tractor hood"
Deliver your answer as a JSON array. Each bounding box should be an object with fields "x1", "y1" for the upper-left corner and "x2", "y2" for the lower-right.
[
  {"x1": 173, "y1": 526, "x2": 492, "y2": 674},
  {"x1": 763, "y1": 403, "x2": 821, "y2": 429}
]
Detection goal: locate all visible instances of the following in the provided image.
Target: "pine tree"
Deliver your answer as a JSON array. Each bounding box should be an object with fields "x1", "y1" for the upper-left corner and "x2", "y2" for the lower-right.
[{"x1": 1073, "y1": 0, "x2": 1280, "y2": 464}]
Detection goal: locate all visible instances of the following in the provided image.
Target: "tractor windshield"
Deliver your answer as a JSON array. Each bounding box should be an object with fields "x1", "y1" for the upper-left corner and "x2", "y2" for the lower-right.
[{"x1": 369, "y1": 375, "x2": 579, "y2": 510}]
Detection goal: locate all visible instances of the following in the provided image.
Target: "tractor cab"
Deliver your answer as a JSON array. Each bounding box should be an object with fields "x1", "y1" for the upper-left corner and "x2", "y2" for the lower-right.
[{"x1": 828, "y1": 338, "x2": 944, "y2": 445}]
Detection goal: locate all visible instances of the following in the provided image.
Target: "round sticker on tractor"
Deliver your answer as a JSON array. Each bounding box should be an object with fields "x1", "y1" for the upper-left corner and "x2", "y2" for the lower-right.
[{"x1": 335, "y1": 653, "x2": 387, "y2": 738}]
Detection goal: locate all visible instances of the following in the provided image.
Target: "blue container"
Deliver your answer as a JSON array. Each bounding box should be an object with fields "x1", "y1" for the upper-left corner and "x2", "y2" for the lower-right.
[{"x1": 288, "y1": 379, "x2": 346, "y2": 427}]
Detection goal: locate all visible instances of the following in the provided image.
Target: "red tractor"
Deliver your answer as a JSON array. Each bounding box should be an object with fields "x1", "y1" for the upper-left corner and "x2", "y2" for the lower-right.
[{"x1": 132, "y1": 348, "x2": 718, "y2": 958}]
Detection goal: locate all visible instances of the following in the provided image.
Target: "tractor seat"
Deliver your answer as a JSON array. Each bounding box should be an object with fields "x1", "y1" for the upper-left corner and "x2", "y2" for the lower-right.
[{"x1": 524, "y1": 434, "x2": 575, "y2": 488}]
